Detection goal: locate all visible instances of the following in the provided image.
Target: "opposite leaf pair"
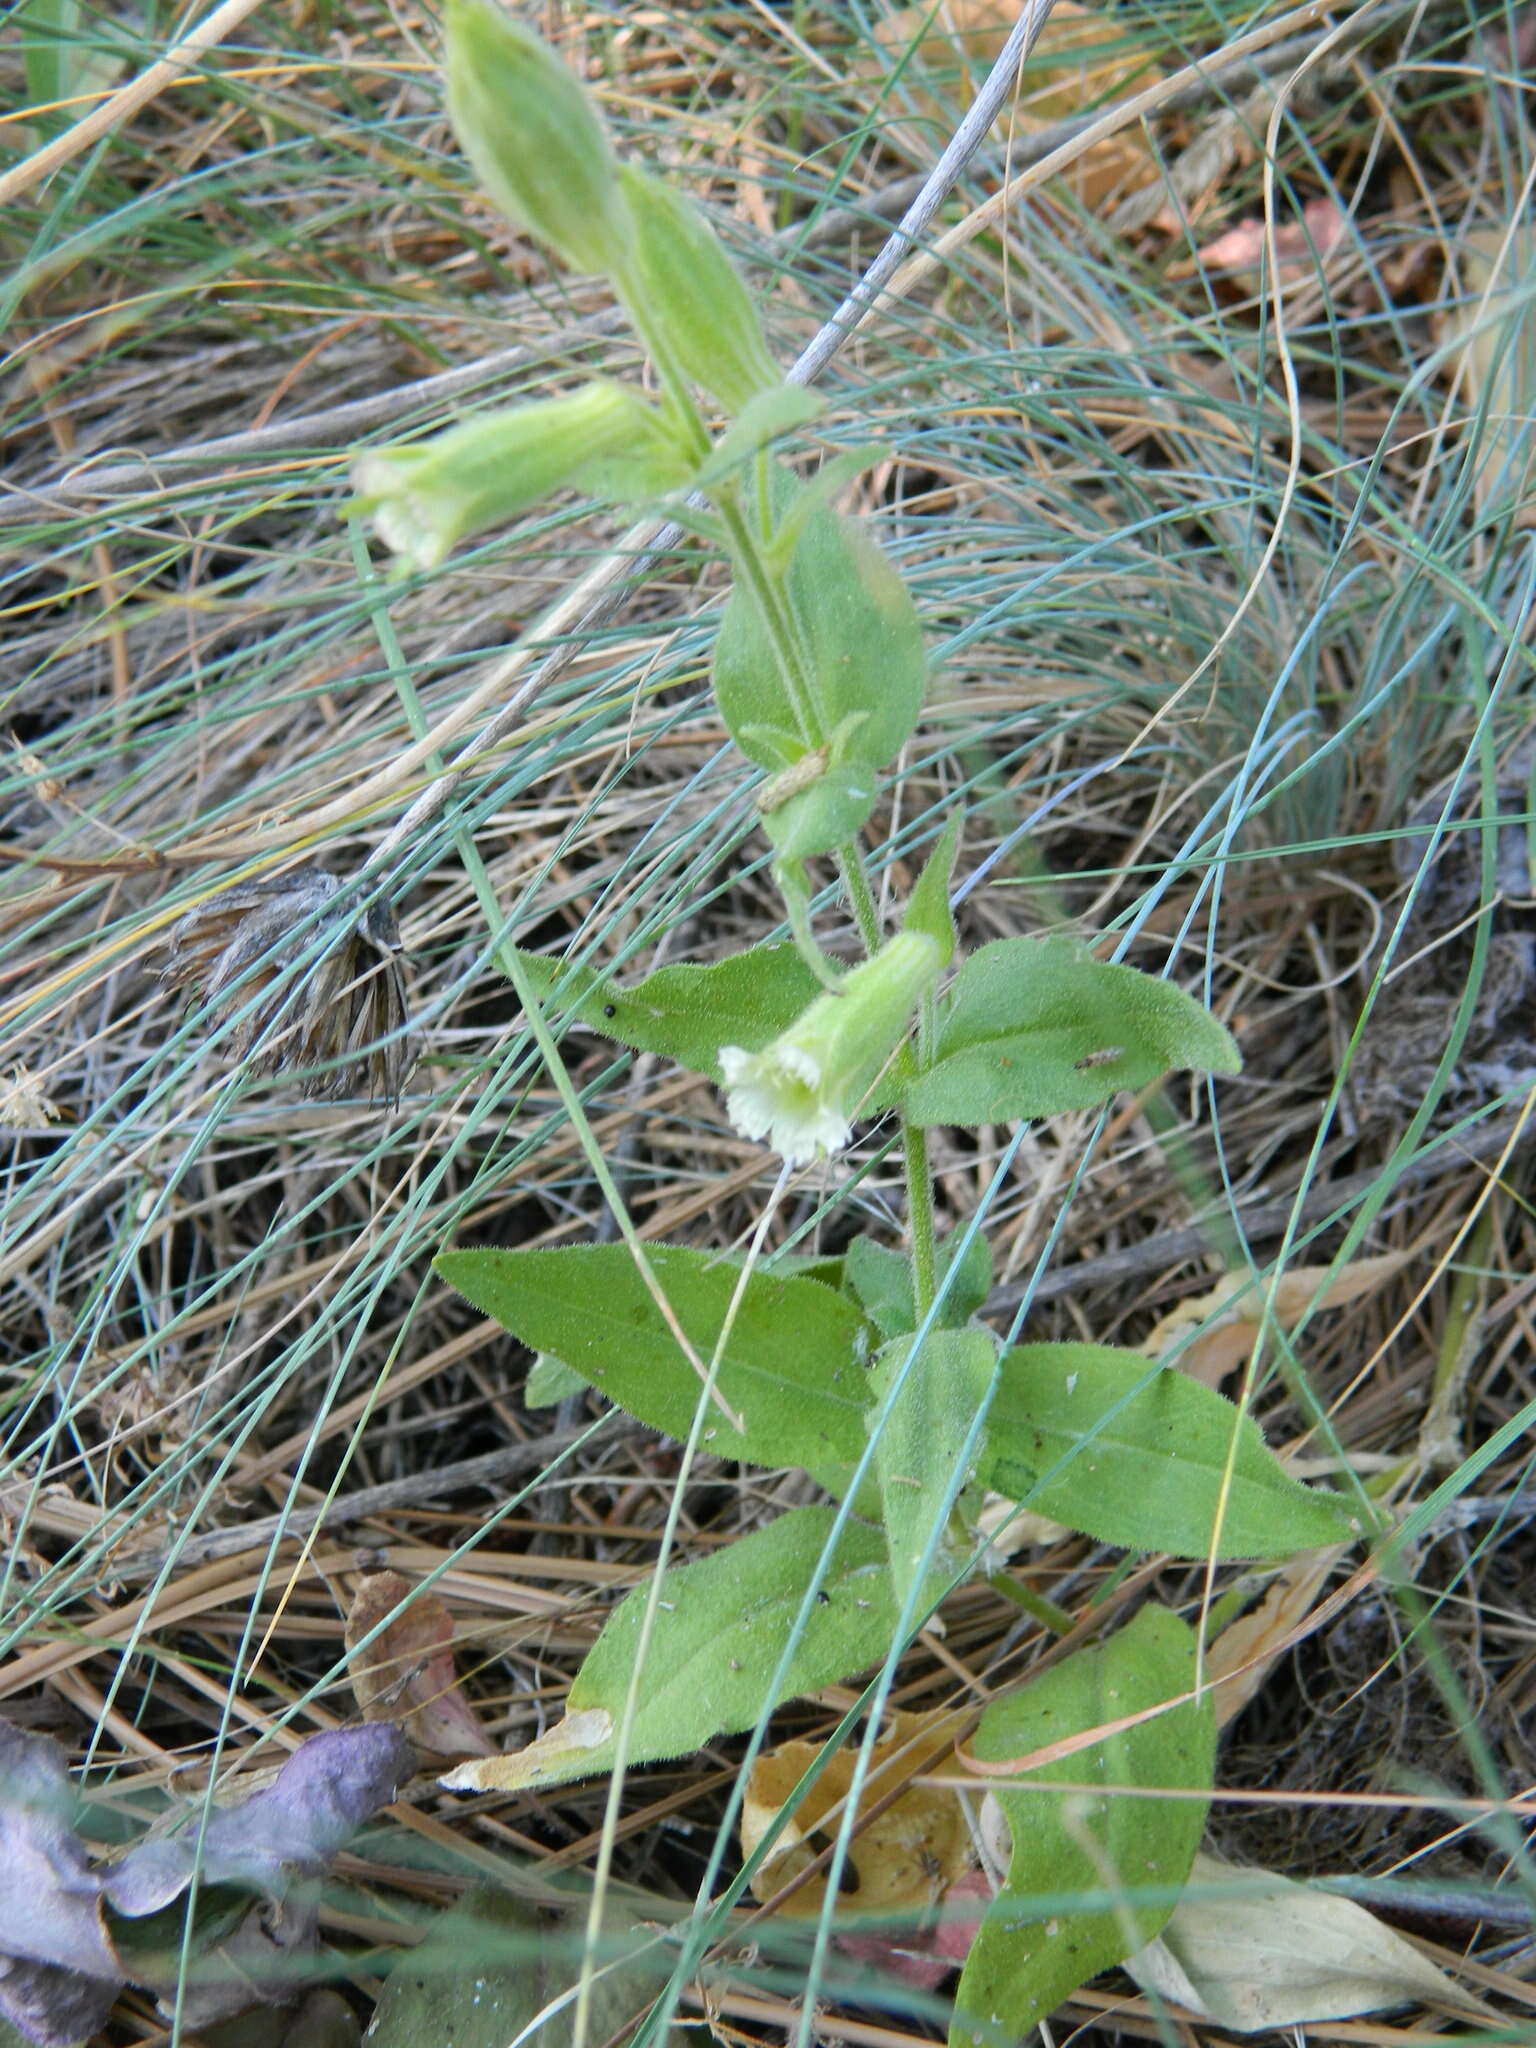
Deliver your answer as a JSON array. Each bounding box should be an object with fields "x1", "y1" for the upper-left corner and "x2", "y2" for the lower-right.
[
  {"x1": 435, "y1": 1238, "x2": 1366, "y2": 1806},
  {"x1": 509, "y1": 917, "x2": 1239, "y2": 1166}
]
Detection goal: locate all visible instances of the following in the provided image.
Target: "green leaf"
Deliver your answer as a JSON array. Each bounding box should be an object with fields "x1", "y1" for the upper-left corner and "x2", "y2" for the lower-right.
[
  {"x1": 573, "y1": 1506, "x2": 896, "y2": 1754},
  {"x1": 366, "y1": 1887, "x2": 696, "y2": 2048},
  {"x1": 435, "y1": 1243, "x2": 874, "y2": 1498},
  {"x1": 843, "y1": 1231, "x2": 993, "y2": 1340},
  {"x1": 524, "y1": 1353, "x2": 587, "y2": 1408},
  {"x1": 761, "y1": 758, "x2": 880, "y2": 863},
  {"x1": 509, "y1": 941, "x2": 823, "y2": 1081},
  {"x1": 843, "y1": 1238, "x2": 914, "y2": 1340},
  {"x1": 869, "y1": 1329, "x2": 996, "y2": 1614},
  {"x1": 897, "y1": 937, "x2": 1241, "y2": 1127},
  {"x1": 20, "y1": 0, "x2": 80, "y2": 109},
  {"x1": 903, "y1": 812, "x2": 962, "y2": 963},
  {"x1": 15, "y1": 0, "x2": 129, "y2": 144},
  {"x1": 936, "y1": 1229, "x2": 994, "y2": 1326},
  {"x1": 713, "y1": 461, "x2": 926, "y2": 772},
  {"x1": 951, "y1": 1606, "x2": 1214, "y2": 2048},
  {"x1": 441, "y1": 1508, "x2": 899, "y2": 1793},
  {"x1": 981, "y1": 1343, "x2": 1364, "y2": 1559},
  {"x1": 695, "y1": 384, "x2": 827, "y2": 490},
  {"x1": 762, "y1": 446, "x2": 884, "y2": 567}
]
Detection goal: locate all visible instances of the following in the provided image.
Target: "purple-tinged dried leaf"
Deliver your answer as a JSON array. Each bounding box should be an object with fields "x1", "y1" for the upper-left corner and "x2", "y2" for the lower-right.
[
  {"x1": 0, "y1": 1956, "x2": 120, "y2": 2048},
  {"x1": 0, "y1": 1724, "x2": 122, "y2": 2047},
  {"x1": 105, "y1": 1725, "x2": 414, "y2": 1918}
]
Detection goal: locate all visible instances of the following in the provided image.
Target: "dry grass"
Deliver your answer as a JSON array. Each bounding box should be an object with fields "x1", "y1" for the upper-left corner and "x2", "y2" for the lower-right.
[{"x1": 2, "y1": 0, "x2": 1535, "y2": 2042}]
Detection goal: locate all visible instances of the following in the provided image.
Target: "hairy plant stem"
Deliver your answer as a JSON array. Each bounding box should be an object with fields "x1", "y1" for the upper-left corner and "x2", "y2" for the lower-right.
[
  {"x1": 903, "y1": 1116, "x2": 937, "y2": 1318},
  {"x1": 712, "y1": 483, "x2": 820, "y2": 744},
  {"x1": 838, "y1": 841, "x2": 882, "y2": 953},
  {"x1": 839, "y1": 842, "x2": 939, "y2": 1318}
]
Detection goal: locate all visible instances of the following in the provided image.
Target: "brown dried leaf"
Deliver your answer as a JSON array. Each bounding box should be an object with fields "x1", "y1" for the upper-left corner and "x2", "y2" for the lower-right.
[
  {"x1": 439, "y1": 1709, "x2": 612, "y2": 1795},
  {"x1": 345, "y1": 1570, "x2": 495, "y2": 1759},
  {"x1": 1193, "y1": 198, "x2": 1347, "y2": 288},
  {"x1": 1142, "y1": 1250, "x2": 1409, "y2": 1387},
  {"x1": 1439, "y1": 226, "x2": 1536, "y2": 524},
  {"x1": 1205, "y1": 1546, "x2": 1351, "y2": 1728}
]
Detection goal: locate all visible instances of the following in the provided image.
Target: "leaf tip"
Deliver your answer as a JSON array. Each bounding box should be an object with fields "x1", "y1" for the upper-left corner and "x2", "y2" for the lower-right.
[{"x1": 438, "y1": 1707, "x2": 613, "y2": 1793}]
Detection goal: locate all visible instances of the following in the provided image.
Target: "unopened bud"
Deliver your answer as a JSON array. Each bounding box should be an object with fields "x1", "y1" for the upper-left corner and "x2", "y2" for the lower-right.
[
  {"x1": 617, "y1": 166, "x2": 780, "y2": 409},
  {"x1": 446, "y1": 0, "x2": 625, "y2": 273}
]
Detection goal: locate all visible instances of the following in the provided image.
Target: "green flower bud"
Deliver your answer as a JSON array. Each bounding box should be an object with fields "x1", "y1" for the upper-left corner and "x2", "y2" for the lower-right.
[
  {"x1": 352, "y1": 382, "x2": 683, "y2": 572},
  {"x1": 718, "y1": 929, "x2": 942, "y2": 1165},
  {"x1": 445, "y1": 0, "x2": 625, "y2": 273},
  {"x1": 616, "y1": 165, "x2": 780, "y2": 409}
]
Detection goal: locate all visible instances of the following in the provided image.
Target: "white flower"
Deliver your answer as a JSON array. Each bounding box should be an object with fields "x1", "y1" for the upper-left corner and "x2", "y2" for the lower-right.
[
  {"x1": 718, "y1": 1041, "x2": 852, "y2": 1166},
  {"x1": 718, "y1": 930, "x2": 943, "y2": 1166}
]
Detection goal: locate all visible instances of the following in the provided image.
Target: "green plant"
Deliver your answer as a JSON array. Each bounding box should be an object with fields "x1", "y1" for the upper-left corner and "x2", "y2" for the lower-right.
[
  {"x1": 308, "y1": 4, "x2": 1376, "y2": 2038},
  {"x1": 138, "y1": 3, "x2": 1383, "y2": 2038}
]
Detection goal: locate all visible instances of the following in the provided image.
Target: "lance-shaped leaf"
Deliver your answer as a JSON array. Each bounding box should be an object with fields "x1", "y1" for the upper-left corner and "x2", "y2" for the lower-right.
[
  {"x1": 980, "y1": 1343, "x2": 1365, "y2": 1560},
  {"x1": 896, "y1": 936, "x2": 1240, "y2": 1127},
  {"x1": 617, "y1": 167, "x2": 781, "y2": 410},
  {"x1": 365, "y1": 1887, "x2": 697, "y2": 2048},
  {"x1": 843, "y1": 1230, "x2": 993, "y2": 1341},
  {"x1": 442, "y1": 1507, "x2": 899, "y2": 1793},
  {"x1": 952, "y1": 1606, "x2": 1213, "y2": 2047},
  {"x1": 1127, "y1": 1853, "x2": 1494, "y2": 2030},
  {"x1": 435, "y1": 1243, "x2": 875, "y2": 1498},
  {"x1": 508, "y1": 941, "x2": 823, "y2": 1081}
]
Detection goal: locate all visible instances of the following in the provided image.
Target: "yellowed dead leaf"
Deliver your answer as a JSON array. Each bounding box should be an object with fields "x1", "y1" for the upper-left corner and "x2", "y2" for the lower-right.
[
  {"x1": 869, "y1": 0, "x2": 1163, "y2": 213},
  {"x1": 345, "y1": 1569, "x2": 496, "y2": 1759},
  {"x1": 1127, "y1": 1852, "x2": 1494, "y2": 2029},
  {"x1": 1205, "y1": 1544, "x2": 1351, "y2": 1728},
  {"x1": 1440, "y1": 227, "x2": 1536, "y2": 524},
  {"x1": 740, "y1": 1708, "x2": 973, "y2": 1917},
  {"x1": 1142, "y1": 1251, "x2": 1410, "y2": 1387},
  {"x1": 438, "y1": 1707, "x2": 612, "y2": 1793}
]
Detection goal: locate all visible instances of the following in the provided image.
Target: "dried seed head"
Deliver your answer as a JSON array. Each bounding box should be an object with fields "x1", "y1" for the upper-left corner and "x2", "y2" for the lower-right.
[{"x1": 160, "y1": 868, "x2": 413, "y2": 1104}]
